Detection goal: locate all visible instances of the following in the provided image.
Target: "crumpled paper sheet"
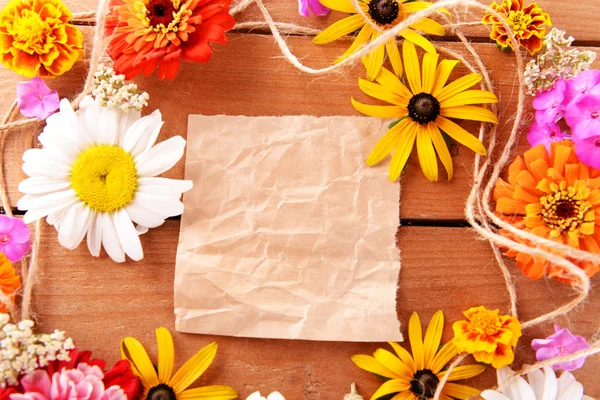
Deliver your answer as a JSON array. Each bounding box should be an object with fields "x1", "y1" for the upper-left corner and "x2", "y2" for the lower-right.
[{"x1": 175, "y1": 115, "x2": 403, "y2": 342}]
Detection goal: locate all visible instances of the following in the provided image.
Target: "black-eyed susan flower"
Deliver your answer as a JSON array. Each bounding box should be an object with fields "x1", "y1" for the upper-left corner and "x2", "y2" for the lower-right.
[
  {"x1": 352, "y1": 311, "x2": 485, "y2": 400},
  {"x1": 313, "y1": 0, "x2": 448, "y2": 80},
  {"x1": 121, "y1": 327, "x2": 237, "y2": 400},
  {"x1": 352, "y1": 40, "x2": 499, "y2": 181}
]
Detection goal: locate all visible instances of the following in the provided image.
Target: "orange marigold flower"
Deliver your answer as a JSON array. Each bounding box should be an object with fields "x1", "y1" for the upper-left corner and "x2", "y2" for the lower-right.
[
  {"x1": 0, "y1": 0, "x2": 84, "y2": 78},
  {"x1": 0, "y1": 253, "x2": 21, "y2": 313},
  {"x1": 482, "y1": 0, "x2": 551, "y2": 55},
  {"x1": 105, "y1": 0, "x2": 235, "y2": 80},
  {"x1": 452, "y1": 306, "x2": 522, "y2": 369},
  {"x1": 494, "y1": 141, "x2": 600, "y2": 285}
]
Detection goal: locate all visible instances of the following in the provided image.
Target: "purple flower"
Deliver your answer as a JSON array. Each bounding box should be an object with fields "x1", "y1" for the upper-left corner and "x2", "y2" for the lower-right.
[
  {"x1": 16, "y1": 77, "x2": 60, "y2": 120},
  {"x1": 527, "y1": 121, "x2": 568, "y2": 151},
  {"x1": 298, "y1": 0, "x2": 329, "y2": 17},
  {"x1": 575, "y1": 134, "x2": 600, "y2": 169},
  {"x1": 565, "y1": 69, "x2": 600, "y2": 105},
  {"x1": 0, "y1": 215, "x2": 30, "y2": 262},
  {"x1": 564, "y1": 94, "x2": 600, "y2": 141},
  {"x1": 533, "y1": 79, "x2": 566, "y2": 124},
  {"x1": 532, "y1": 325, "x2": 590, "y2": 371}
]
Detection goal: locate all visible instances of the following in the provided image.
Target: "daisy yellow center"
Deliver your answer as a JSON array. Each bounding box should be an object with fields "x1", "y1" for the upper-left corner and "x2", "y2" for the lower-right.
[
  {"x1": 408, "y1": 93, "x2": 441, "y2": 125},
  {"x1": 507, "y1": 10, "x2": 533, "y2": 36},
  {"x1": 539, "y1": 184, "x2": 593, "y2": 237},
  {"x1": 12, "y1": 10, "x2": 50, "y2": 52},
  {"x1": 142, "y1": 0, "x2": 187, "y2": 33},
  {"x1": 70, "y1": 145, "x2": 138, "y2": 212},
  {"x1": 466, "y1": 310, "x2": 501, "y2": 336},
  {"x1": 146, "y1": 384, "x2": 177, "y2": 400},
  {"x1": 368, "y1": 0, "x2": 399, "y2": 26},
  {"x1": 410, "y1": 369, "x2": 439, "y2": 400}
]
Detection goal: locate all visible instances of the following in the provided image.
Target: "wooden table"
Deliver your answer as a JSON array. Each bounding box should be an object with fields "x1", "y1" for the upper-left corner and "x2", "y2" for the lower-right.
[{"x1": 1, "y1": 0, "x2": 600, "y2": 398}]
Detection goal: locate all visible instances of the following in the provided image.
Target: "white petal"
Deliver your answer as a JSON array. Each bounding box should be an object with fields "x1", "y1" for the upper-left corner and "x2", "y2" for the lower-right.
[
  {"x1": 97, "y1": 107, "x2": 120, "y2": 145},
  {"x1": 133, "y1": 192, "x2": 184, "y2": 218},
  {"x1": 38, "y1": 125, "x2": 80, "y2": 161},
  {"x1": 117, "y1": 109, "x2": 142, "y2": 144},
  {"x1": 86, "y1": 211, "x2": 102, "y2": 257},
  {"x1": 267, "y1": 393, "x2": 285, "y2": 400},
  {"x1": 509, "y1": 376, "x2": 536, "y2": 400},
  {"x1": 112, "y1": 209, "x2": 143, "y2": 261},
  {"x1": 135, "y1": 136, "x2": 186, "y2": 177},
  {"x1": 58, "y1": 202, "x2": 92, "y2": 250},
  {"x1": 125, "y1": 201, "x2": 167, "y2": 228},
  {"x1": 246, "y1": 393, "x2": 263, "y2": 400},
  {"x1": 46, "y1": 208, "x2": 68, "y2": 230},
  {"x1": 59, "y1": 98, "x2": 91, "y2": 148},
  {"x1": 22, "y1": 148, "x2": 71, "y2": 177},
  {"x1": 122, "y1": 110, "x2": 163, "y2": 157},
  {"x1": 480, "y1": 391, "x2": 511, "y2": 400},
  {"x1": 137, "y1": 177, "x2": 193, "y2": 196},
  {"x1": 528, "y1": 367, "x2": 557, "y2": 400},
  {"x1": 497, "y1": 367, "x2": 516, "y2": 396},
  {"x1": 100, "y1": 212, "x2": 125, "y2": 263},
  {"x1": 19, "y1": 190, "x2": 79, "y2": 224},
  {"x1": 18, "y1": 177, "x2": 71, "y2": 195},
  {"x1": 557, "y1": 372, "x2": 584, "y2": 400},
  {"x1": 81, "y1": 98, "x2": 102, "y2": 144},
  {"x1": 135, "y1": 225, "x2": 149, "y2": 235}
]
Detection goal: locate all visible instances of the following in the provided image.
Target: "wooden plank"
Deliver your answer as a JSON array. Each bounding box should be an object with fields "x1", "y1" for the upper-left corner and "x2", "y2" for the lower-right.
[{"x1": 30, "y1": 223, "x2": 600, "y2": 398}]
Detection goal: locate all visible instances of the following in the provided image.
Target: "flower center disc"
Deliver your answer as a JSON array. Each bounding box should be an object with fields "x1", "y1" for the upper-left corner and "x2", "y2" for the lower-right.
[
  {"x1": 408, "y1": 93, "x2": 441, "y2": 125},
  {"x1": 13, "y1": 10, "x2": 50, "y2": 49},
  {"x1": 71, "y1": 145, "x2": 137, "y2": 213},
  {"x1": 410, "y1": 369, "x2": 439, "y2": 400},
  {"x1": 147, "y1": 0, "x2": 176, "y2": 27},
  {"x1": 539, "y1": 188, "x2": 592, "y2": 235},
  {"x1": 507, "y1": 10, "x2": 533, "y2": 36},
  {"x1": 368, "y1": 0, "x2": 399, "y2": 26},
  {"x1": 146, "y1": 384, "x2": 177, "y2": 400}
]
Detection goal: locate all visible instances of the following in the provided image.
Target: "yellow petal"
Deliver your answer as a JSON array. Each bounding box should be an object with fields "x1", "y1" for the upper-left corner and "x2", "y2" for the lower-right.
[
  {"x1": 442, "y1": 383, "x2": 481, "y2": 400},
  {"x1": 318, "y1": 0, "x2": 356, "y2": 13},
  {"x1": 389, "y1": 121, "x2": 418, "y2": 181},
  {"x1": 428, "y1": 123, "x2": 453, "y2": 180},
  {"x1": 351, "y1": 354, "x2": 400, "y2": 379},
  {"x1": 401, "y1": 1, "x2": 452, "y2": 17},
  {"x1": 440, "y1": 90, "x2": 498, "y2": 108},
  {"x1": 385, "y1": 39, "x2": 403, "y2": 77},
  {"x1": 364, "y1": 30, "x2": 385, "y2": 81},
  {"x1": 430, "y1": 341, "x2": 459, "y2": 373},
  {"x1": 409, "y1": 17, "x2": 445, "y2": 36},
  {"x1": 313, "y1": 14, "x2": 365, "y2": 44},
  {"x1": 370, "y1": 379, "x2": 411, "y2": 400},
  {"x1": 352, "y1": 98, "x2": 407, "y2": 119},
  {"x1": 436, "y1": 73, "x2": 482, "y2": 103},
  {"x1": 169, "y1": 342, "x2": 217, "y2": 393},
  {"x1": 402, "y1": 40, "x2": 421, "y2": 94},
  {"x1": 373, "y1": 349, "x2": 413, "y2": 380},
  {"x1": 375, "y1": 67, "x2": 413, "y2": 102},
  {"x1": 365, "y1": 118, "x2": 411, "y2": 166},
  {"x1": 400, "y1": 28, "x2": 436, "y2": 54},
  {"x1": 417, "y1": 128, "x2": 438, "y2": 181},
  {"x1": 358, "y1": 77, "x2": 405, "y2": 105},
  {"x1": 120, "y1": 337, "x2": 160, "y2": 389},
  {"x1": 177, "y1": 386, "x2": 238, "y2": 400},
  {"x1": 432, "y1": 59, "x2": 459, "y2": 96},
  {"x1": 436, "y1": 116, "x2": 486, "y2": 154},
  {"x1": 388, "y1": 342, "x2": 418, "y2": 374},
  {"x1": 441, "y1": 364, "x2": 486, "y2": 381},
  {"x1": 390, "y1": 393, "x2": 414, "y2": 400},
  {"x1": 156, "y1": 328, "x2": 174, "y2": 384},
  {"x1": 440, "y1": 106, "x2": 498, "y2": 124},
  {"x1": 421, "y1": 52, "x2": 439, "y2": 94},
  {"x1": 408, "y1": 312, "x2": 426, "y2": 370},
  {"x1": 335, "y1": 25, "x2": 372, "y2": 64},
  {"x1": 422, "y1": 310, "x2": 444, "y2": 368}
]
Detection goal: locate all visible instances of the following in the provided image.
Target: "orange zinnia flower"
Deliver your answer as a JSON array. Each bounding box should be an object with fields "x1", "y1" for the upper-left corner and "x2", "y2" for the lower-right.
[
  {"x1": 493, "y1": 141, "x2": 600, "y2": 285},
  {"x1": 482, "y1": 0, "x2": 551, "y2": 55},
  {"x1": 105, "y1": 0, "x2": 235, "y2": 80},
  {"x1": 0, "y1": 253, "x2": 21, "y2": 313}
]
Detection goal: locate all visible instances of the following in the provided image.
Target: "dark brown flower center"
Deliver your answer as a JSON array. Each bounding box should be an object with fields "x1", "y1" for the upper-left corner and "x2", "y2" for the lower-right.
[
  {"x1": 408, "y1": 93, "x2": 441, "y2": 125},
  {"x1": 410, "y1": 369, "x2": 439, "y2": 400},
  {"x1": 147, "y1": 384, "x2": 177, "y2": 400},
  {"x1": 368, "y1": 0, "x2": 399, "y2": 25},
  {"x1": 147, "y1": 0, "x2": 176, "y2": 27}
]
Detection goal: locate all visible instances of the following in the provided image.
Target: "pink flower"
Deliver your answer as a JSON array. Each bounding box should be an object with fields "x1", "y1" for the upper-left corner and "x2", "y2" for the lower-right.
[
  {"x1": 16, "y1": 77, "x2": 60, "y2": 120},
  {"x1": 575, "y1": 134, "x2": 600, "y2": 170},
  {"x1": 0, "y1": 215, "x2": 30, "y2": 262},
  {"x1": 565, "y1": 69, "x2": 600, "y2": 105},
  {"x1": 527, "y1": 121, "x2": 568, "y2": 151},
  {"x1": 531, "y1": 325, "x2": 590, "y2": 371},
  {"x1": 564, "y1": 94, "x2": 600, "y2": 141},
  {"x1": 298, "y1": 0, "x2": 328, "y2": 17},
  {"x1": 10, "y1": 365, "x2": 127, "y2": 400},
  {"x1": 533, "y1": 79, "x2": 566, "y2": 124}
]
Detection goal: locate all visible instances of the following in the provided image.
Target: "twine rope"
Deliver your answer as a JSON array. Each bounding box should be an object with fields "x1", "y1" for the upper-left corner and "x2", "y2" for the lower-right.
[{"x1": 0, "y1": 0, "x2": 598, "y2": 397}]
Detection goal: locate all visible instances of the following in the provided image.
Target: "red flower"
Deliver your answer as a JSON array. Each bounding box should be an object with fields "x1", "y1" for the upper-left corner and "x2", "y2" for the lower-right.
[
  {"x1": 46, "y1": 349, "x2": 106, "y2": 376},
  {"x1": 0, "y1": 387, "x2": 18, "y2": 400},
  {"x1": 105, "y1": 0, "x2": 235, "y2": 79},
  {"x1": 103, "y1": 360, "x2": 140, "y2": 400}
]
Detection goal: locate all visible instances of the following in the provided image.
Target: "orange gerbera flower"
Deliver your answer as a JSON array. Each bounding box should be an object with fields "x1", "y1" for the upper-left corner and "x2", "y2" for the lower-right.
[
  {"x1": 494, "y1": 141, "x2": 600, "y2": 285},
  {"x1": 105, "y1": 0, "x2": 235, "y2": 80},
  {"x1": 482, "y1": 0, "x2": 551, "y2": 55},
  {"x1": 0, "y1": 253, "x2": 21, "y2": 313}
]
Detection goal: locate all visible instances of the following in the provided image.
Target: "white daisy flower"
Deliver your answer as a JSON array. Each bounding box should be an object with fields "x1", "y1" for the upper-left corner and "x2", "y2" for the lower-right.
[
  {"x1": 481, "y1": 366, "x2": 595, "y2": 400},
  {"x1": 17, "y1": 96, "x2": 193, "y2": 263},
  {"x1": 246, "y1": 392, "x2": 285, "y2": 400}
]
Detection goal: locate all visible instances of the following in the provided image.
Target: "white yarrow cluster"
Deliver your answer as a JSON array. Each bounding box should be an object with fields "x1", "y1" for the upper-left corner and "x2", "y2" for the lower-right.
[
  {"x1": 91, "y1": 65, "x2": 149, "y2": 111},
  {"x1": 0, "y1": 314, "x2": 74, "y2": 387},
  {"x1": 524, "y1": 28, "x2": 596, "y2": 95}
]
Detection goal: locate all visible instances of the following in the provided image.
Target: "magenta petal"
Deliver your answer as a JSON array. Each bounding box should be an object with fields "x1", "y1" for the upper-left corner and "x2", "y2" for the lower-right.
[
  {"x1": 536, "y1": 346, "x2": 560, "y2": 361},
  {"x1": 527, "y1": 121, "x2": 567, "y2": 152},
  {"x1": 9, "y1": 218, "x2": 30, "y2": 243},
  {"x1": 17, "y1": 77, "x2": 60, "y2": 120},
  {"x1": 0, "y1": 215, "x2": 15, "y2": 234},
  {"x1": 565, "y1": 94, "x2": 600, "y2": 140},
  {"x1": 3, "y1": 241, "x2": 30, "y2": 262},
  {"x1": 298, "y1": 0, "x2": 310, "y2": 17},
  {"x1": 308, "y1": 0, "x2": 329, "y2": 15},
  {"x1": 575, "y1": 135, "x2": 600, "y2": 169},
  {"x1": 565, "y1": 69, "x2": 600, "y2": 104}
]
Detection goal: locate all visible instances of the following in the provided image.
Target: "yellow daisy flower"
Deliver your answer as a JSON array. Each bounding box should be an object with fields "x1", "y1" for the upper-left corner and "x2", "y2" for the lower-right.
[
  {"x1": 313, "y1": 0, "x2": 448, "y2": 80},
  {"x1": 352, "y1": 311, "x2": 485, "y2": 400},
  {"x1": 121, "y1": 328, "x2": 238, "y2": 400},
  {"x1": 352, "y1": 40, "x2": 499, "y2": 181}
]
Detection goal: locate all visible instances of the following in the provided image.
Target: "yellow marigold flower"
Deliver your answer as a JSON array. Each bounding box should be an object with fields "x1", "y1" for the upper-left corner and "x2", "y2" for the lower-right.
[
  {"x1": 453, "y1": 306, "x2": 522, "y2": 369},
  {"x1": 313, "y1": 0, "x2": 449, "y2": 81},
  {"x1": 493, "y1": 141, "x2": 600, "y2": 286},
  {"x1": 482, "y1": 0, "x2": 551, "y2": 55},
  {"x1": 0, "y1": 253, "x2": 21, "y2": 313},
  {"x1": 352, "y1": 311, "x2": 485, "y2": 400},
  {"x1": 0, "y1": 0, "x2": 84, "y2": 78}
]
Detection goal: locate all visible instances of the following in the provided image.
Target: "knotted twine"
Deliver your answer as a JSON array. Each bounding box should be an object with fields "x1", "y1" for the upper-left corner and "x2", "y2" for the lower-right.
[{"x1": 0, "y1": 0, "x2": 599, "y2": 397}]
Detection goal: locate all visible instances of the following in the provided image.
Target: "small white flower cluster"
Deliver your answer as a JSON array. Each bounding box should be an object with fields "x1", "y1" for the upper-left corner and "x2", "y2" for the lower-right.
[
  {"x1": 524, "y1": 28, "x2": 597, "y2": 95},
  {"x1": 0, "y1": 314, "x2": 74, "y2": 387},
  {"x1": 91, "y1": 65, "x2": 149, "y2": 111}
]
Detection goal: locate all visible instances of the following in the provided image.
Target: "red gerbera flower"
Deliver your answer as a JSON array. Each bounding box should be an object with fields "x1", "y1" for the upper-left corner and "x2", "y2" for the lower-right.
[{"x1": 105, "y1": 0, "x2": 235, "y2": 79}]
